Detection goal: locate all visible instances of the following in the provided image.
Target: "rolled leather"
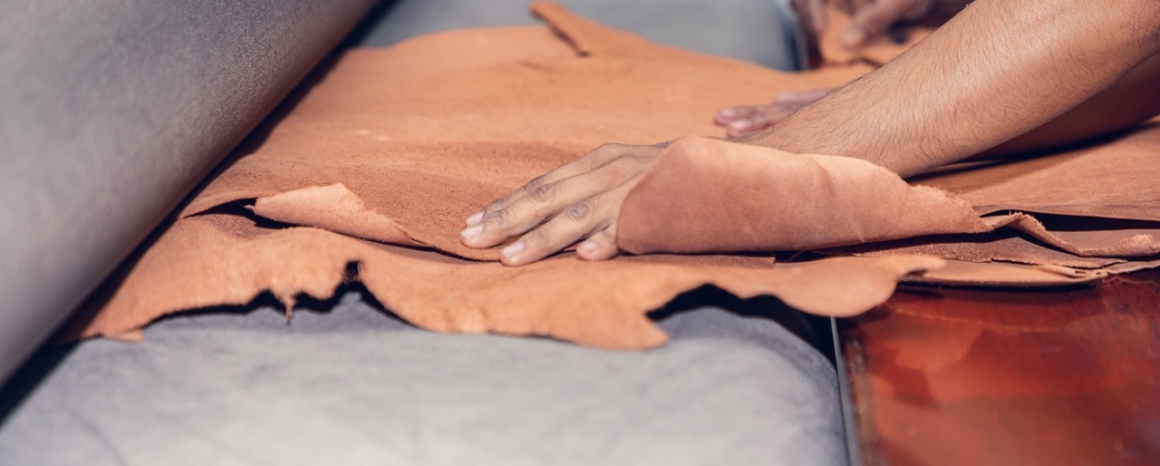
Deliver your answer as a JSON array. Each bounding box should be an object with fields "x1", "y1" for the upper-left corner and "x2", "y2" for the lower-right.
[{"x1": 0, "y1": 0, "x2": 378, "y2": 383}]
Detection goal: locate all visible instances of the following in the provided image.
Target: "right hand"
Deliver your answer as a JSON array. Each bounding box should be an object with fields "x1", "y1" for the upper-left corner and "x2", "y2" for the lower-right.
[{"x1": 460, "y1": 143, "x2": 666, "y2": 266}]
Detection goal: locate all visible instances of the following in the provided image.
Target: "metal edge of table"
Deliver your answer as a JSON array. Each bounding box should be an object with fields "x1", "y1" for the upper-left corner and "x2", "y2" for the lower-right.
[{"x1": 833, "y1": 317, "x2": 864, "y2": 466}]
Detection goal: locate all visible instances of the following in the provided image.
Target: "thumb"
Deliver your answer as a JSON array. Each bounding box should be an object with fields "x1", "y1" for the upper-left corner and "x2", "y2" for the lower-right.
[{"x1": 843, "y1": 0, "x2": 913, "y2": 48}]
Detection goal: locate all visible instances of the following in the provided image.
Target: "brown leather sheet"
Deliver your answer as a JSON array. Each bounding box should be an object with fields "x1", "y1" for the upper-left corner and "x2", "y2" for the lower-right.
[
  {"x1": 66, "y1": 3, "x2": 1160, "y2": 347},
  {"x1": 617, "y1": 132, "x2": 1160, "y2": 280},
  {"x1": 62, "y1": 213, "x2": 939, "y2": 347},
  {"x1": 839, "y1": 127, "x2": 1160, "y2": 277},
  {"x1": 618, "y1": 136, "x2": 1160, "y2": 258}
]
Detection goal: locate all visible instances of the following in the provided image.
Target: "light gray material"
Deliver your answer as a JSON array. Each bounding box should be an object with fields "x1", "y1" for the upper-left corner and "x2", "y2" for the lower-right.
[
  {"x1": 0, "y1": 0, "x2": 378, "y2": 384},
  {"x1": 359, "y1": 0, "x2": 803, "y2": 70},
  {"x1": 0, "y1": 296, "x2": 845, "y2": 466}
]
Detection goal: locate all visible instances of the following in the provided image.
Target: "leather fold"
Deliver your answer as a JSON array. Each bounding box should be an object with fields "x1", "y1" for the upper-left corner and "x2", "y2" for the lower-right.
[{"x1": 616, "y1": 136, "x2": 989, "y2": 254}]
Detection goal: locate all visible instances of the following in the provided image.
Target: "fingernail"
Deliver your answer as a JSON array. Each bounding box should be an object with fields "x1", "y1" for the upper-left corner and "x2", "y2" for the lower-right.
[
  {"x1": 460, "y1": 225, "x2": 483, "y2": 241},
  {"x1": 501, "y1": 241, "x2": 526, "y2": 258},
  {"x1": 719, "y1": 108, "x2": 736, "y2": 117},
  {"x1": 843, "y1": 29, "x2": 865, "y2": 48},
  {"x1": 729, "y1": 120, "x2": 752, "y2": 130},
  {"x1": 579, "y1": 241, "x2": 598, "y2": 255},
  {"x1": 465, "y1": 211, "x2": 484, "y2": 226}
]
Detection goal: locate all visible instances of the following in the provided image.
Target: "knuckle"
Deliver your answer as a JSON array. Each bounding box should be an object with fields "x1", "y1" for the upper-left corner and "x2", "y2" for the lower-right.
[
  {"x1": 523, "y1": 175, "x2": 547, "y2": 191},
  {"x1": 529, "y1": 183, "x2": 556, "y2": 203},
  {"x1": 483, "y1": 208, "x2": 510, "y2": 228},
  {"x1": 565, "y1": 201, "x2": 591, "y2": 222}
]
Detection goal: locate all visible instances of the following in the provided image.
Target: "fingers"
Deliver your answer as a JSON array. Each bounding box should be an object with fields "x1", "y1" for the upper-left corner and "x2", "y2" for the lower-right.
[
  {"x1": 845, "y1": 0, "x2": 928, "y2": 48},
  {"x1": 716, "y1": 88, "x2": 835, "y2": 136},
  {"x1": 461, "y1": 153, "x2": 644, "y2": 250},
  {"x1": 714, "y1": 105, "x2": 761, "y2": 125},
  {"x1": 717, "y1": 107, "x2": 776, "y2": 137},
  {"x1": 498, "y1": 187, "x2": 627, "y2": 266},
  {"x1": 464, "y1": 143, "x2": 628, "y2": 225},
  {"x1": 577, "y1": 229, "x2": 619, "y2": 261},
  {"x1": 725, "y1": 111, "x2": 775, "y2": 138},
  {"x1": 461, "y1": 143, "x2": 659, "y2": 265},
  {"x1": 717, "y1": 89, "x2": 832, "y2": 122},
  {"x1": 719, "y1": 103, "x2": 795, "y2": 137}
]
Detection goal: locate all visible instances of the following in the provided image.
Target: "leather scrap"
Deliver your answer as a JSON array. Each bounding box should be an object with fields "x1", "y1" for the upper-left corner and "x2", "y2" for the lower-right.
[{"x1": 615, "y1": 136, "x2": 1160, "y2": 268}]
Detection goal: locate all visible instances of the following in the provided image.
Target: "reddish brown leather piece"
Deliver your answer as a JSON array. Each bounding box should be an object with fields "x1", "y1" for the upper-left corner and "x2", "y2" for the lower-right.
[
  {"x1": 907, "y1": 260, "x2": 1108, "y2": 287},
  {"x1": 62, "y1": 214, "x2": 942, "y2": 348},
  {"x1": 616, "y1": 136, "x2": 989, "y2": 254},
  {"x1": 918, "y1": 123, "x2": 1160, "y2": 221},
  {"x1": 614, "y1": 137, "x2": 1160, "y2": 270}
]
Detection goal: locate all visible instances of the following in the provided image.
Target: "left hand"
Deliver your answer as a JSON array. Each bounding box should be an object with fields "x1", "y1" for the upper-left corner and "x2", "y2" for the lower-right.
[
  {"x1": 715, "y1": 88, "x2": 834, "y2": 137},
  {"x1": 459, "y1": 143, "x2": 664, "y2": 266}
]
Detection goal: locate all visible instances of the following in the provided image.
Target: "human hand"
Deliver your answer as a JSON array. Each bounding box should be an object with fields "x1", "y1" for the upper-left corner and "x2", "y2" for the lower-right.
[
  {"x1": 459, "y1": 143, "x2": 664, "y2": 266},
  {"x1": 714, "y1": 88, "x2": 834, "y2": 138},
  {"x1": 792, "y1": 0, "x2": 830, "y2": 38},
  {"x1": 794, "y1": 0, "x2": 936, "y2": 48},
  {"x1": 840, "y1": 0, "x2": 935, "y2": 48}
]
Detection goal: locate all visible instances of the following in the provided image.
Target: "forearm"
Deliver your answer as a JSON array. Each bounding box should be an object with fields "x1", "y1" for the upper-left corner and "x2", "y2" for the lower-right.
[
  {"x1": 741, "y1": 0, "x2": 1160, "y2": 177},
  {"x1": 987, "y1": 52, "x2": 1160, "y2": 156},
  {"x1": 926, "y1": 0, "x2": 972, "y2": 24}
]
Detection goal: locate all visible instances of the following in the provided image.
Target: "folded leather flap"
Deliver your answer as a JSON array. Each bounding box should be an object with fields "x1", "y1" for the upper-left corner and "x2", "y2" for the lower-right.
[{"x1": 617, "y1": 136, "x2": 988, "y2": 254}]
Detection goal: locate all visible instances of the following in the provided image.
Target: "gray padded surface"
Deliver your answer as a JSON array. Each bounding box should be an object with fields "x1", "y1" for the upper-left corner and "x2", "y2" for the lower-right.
[
  {"x1": 0, "y1": 3, "x2": 843, "y2": 464},
  {"x1": 0, "y1": 0, "x2": 377, "y2": 383},
  {"x1": 0, "y1": 294, "x2": 844, "y2": 466},
  {"x1": 360, "y1": 0, "x2": 803, "y2": 70}
]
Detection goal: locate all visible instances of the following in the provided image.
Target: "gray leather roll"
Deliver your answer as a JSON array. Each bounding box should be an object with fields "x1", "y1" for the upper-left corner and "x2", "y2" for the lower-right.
[{"x1": 0, "y1": 0, "x2": 378, "y2": 383}]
